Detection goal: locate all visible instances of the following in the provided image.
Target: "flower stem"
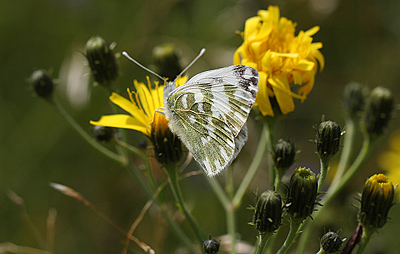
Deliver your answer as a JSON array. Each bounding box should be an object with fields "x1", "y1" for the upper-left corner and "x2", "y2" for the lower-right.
[
  {"x1": 317, "y1": 157, "x2": 331, "y2": 193},
  {"x1": 254, "y1": 233, "x2": 271, "y2": 254},
  {"x1": 276, "y1": 218, "x2": 302, "y2": 254},
  {"x1": 164, "y1": 164, "x2": 206, "y2": 243},
  {"x1": 51, "y1": 100, "x2": 124, "y2": 164},
  {"x1": 356, "y1": 227, "x2": 373, "y2": 254},
  {"x1": 232, "y1": 123, "x2": 269, "y2": 208}
]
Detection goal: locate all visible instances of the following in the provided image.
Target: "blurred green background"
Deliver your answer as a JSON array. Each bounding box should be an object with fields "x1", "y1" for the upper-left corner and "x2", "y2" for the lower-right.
[{"x1": 1, "y1": 0, "x2": 400, "y2": 253}]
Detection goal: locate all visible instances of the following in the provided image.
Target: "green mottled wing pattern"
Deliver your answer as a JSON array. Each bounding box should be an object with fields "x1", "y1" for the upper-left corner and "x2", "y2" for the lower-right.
[{"x1": 163, "y1": 65, "x2": 259, "y2": 176}]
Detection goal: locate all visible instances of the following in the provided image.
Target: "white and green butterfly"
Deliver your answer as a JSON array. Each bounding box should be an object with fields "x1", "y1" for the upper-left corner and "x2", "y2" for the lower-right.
[{"x1": 123, "y1": 49, "x2": 259, "y2": 177}]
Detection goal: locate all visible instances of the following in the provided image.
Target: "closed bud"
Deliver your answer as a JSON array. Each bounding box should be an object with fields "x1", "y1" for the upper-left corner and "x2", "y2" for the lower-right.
[
  {"x1": 151, "y1": 112, "x2": 183, "y2": 165},
  {"x1": 358, "y1": 174, "x2": 395, "y2": 230},
  {"x1": 343, "y1": 82, "x2": 366, "y2": 119},
  {"x1": 320, "y1": 231, "x2": 343, "y2": 253},
  {"x1": 273, "y1": 139, "x2": 295, "y2": 170},
  {"x1": 30, "y1": 70, "x2": 54, "y2": 100},
  {"x1": 315, "y1": 121, "x2": 342, "y2": 160},
  {"x1": 92, "y1": 125, "x2": 114, "y2": 142},
  {"x1": 85, "y1": 36, "x2": 118, "y2": 86},
  {"x1": 203, "y1": 236, "x2": 220, "y2": 254},
  {"x1": 152, "y1": 44, "x2": 182, "y2": 81},
  {"x1": 252, "y1": 190, "x2": 283, "y2": 234},
  {"x1": 362, "y1": 87, "x2": 394, "y2": 137},
  {"x1": 287, "y1": 167, "x2": 318, "y2": 219}
]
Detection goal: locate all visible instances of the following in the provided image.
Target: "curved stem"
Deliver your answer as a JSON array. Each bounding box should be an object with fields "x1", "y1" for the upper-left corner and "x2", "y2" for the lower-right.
[
  {"x1": 232, "y1": 124, "x2": 269, "y2": 208},
  {"x1": 254, "y1": 233, "x2": 271, "y2": 254},
  {"x1": 356, "y1": 227, "x2": 373, "y2": 254},
  {"x1": 276, "y1": 218, "x2": 302, "y2": 254},
  {"x1": 52, "y1": 101, "x2": 123, "y2": 164},
  {"x1": 164, "y1": 165, "x2": 206, "y2": 243},
  {"x1": 317, "y1": 158, "x2": 331, "y2": 193}
]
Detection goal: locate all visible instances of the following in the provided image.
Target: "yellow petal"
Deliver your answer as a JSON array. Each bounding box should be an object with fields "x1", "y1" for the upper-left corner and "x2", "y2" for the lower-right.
[
  {"x1": 292, "y1": 70, "x2": 303, "y2": 85},
  {"x1": 244, "y1": 16, "x2": 261, "y2": 40},
  {"x1": 305, "y1": 26, "x2": 320, "y2": 36},
  {"x1": 295, "y1": 59, "x2": 315, "y2": 71},
  {"x1": 269, "y1": 76, "x2": 295, "y2": 114},
  {"x1": 90, "y1": 115, "x2": 149, "y2": 135},
  {"x1": 255, "y1": 72, "x2": 274, "y2": 116}
]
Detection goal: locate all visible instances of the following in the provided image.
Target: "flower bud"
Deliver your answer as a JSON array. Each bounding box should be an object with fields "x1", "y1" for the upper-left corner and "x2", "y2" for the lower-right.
[
  {"x1": 152, "y1": 44, "x2": 182, "y2": 81},
  {"x1": 85, "y1": 36, "x2": 118, "y2": 86},
  {"x1": 92, "y1": 125, "x2": 114, "y2": 142},
  {"x1": 151, "y1": 112, "x2": 183, "y2": 165},
  {"x1": 203, "y1": 237, "x2": 220, "y2": 254},
  {"x1": 343, "y1": 82, "x2": 366, "y2": 119},
  {"x1": 251, "y1": 190, "x2": 282, "y2": 234},
  {"x1": 362, "y1": 87, "x2": 394, "y2": 137},
  {"x1": 30, "y1": 70, "x2": 54, "y2": 100},
  {"x1": 287, "y1": 167, "x2": 318, "y2": 219},
  {"x1": 320, "y1": 231, "x2": 343, "y2": 253},
  {"x1": 315, "y1": 121, "x2": 342, "y2": 159},
  {"x1": 358, "y1": 174, "x2": 395, "y2": 230},
  {"x1": 273, "y1": 139, "x2": 295, "y2": 170}
]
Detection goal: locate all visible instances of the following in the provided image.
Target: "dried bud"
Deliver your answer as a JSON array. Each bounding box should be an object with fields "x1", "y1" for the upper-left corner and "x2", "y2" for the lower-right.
[
  {"x1": 151, "y1": 112, "x2": 183, "y2": 165},
  {"x1": 362, "y1": 87, "x2": 394, "y2": 137},
  {"x1": 358, "y1": 174, "x2": 395, "y2": 230},
  {"x1": 30, "y1": 70, "x2": 54, "y2": 100},
  {"x1": 92, "y1": 125, "x2": 114, "y2": 142},
  {"x1": 252, "y1": 190, "x2": 283, "y2": 234},
  {"x1": 273, "y1": 139, "x2": 295, "y2": 170},
  {"x1": 343, "y1": 82, "x2": 366, "y2": 119},
  {"x1": 85, "y1": 36, "x2": 118, "y2": 86},
  {"x1": 203, "y1": 237, "x2": 220, "y2": 254},
  {"x1": 320, "y1": 231, "x2": 343, "y2": 253},
  {"x1": 287, "y1": 167, "x2": 318, "y2": 219},
  {"x1": 152, "y1": 44, "x2": 182, "y2": 81},
  {"x1": 315, "y1": 121, "x2": 342, "y2": 160}
]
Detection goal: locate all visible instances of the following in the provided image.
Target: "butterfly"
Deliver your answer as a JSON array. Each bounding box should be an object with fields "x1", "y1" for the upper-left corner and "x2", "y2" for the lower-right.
[{"x1": 123, "y1": 49, "x2": 259, "y2": 177}]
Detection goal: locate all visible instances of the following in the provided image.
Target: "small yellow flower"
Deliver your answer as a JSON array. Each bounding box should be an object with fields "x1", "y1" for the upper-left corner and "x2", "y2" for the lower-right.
[
  {"x1": 234, "y1": 6, "x2": 325, "y2": 116},
  {"x1": 379, "y1": 130, "x2": 400, "y2": 200}
]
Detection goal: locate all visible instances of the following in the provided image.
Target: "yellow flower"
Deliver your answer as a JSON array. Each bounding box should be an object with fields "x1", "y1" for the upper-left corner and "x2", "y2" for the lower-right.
[
  {"x1": 234, "y1": 6, "x2": 325, "y2": 116},
  {"x1": 379, "y1": 130, "x2": 400, "y2": 200},
  {"x1": 90, "y1": 77, "x2": 164, "y2": 137}
]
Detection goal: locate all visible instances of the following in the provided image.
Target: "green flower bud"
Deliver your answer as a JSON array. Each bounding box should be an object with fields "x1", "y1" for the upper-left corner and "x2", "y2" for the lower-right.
[
  {"x1": 203, "y1": 237, "x2": 220, "y2": 254},
  {"x1": 252, "y1": 190, "x2": 283, "y2": 234},
  {"x1": 358, "y1": 174, "x2": 395, "y2": 230},
  {"x1": 343, "y1": 82, "x2": 366, "y2": 119},
  {"x1": 151, "y1": 112, "x2": 183, "y2": 165},
  {"x1": 273, "y1": 139, "x2": 295, "y2": 170},
  {"x1": 362, "y1": 87, "x2": 394, "y2": 137},
  {"x1": 30, "y1": 70, "x2": 54, "y2": 100},
  {"x1": 320, "y1": 231, "x2": 343, "y2": 253},
  {"x1": 92, "y1": 125, "x2": 114, "y2": 142},
  {"x1": 287, "y1": 167, "x2": 318, "y2": 219},
  {"x1": 85, "y1": 36, "x2": 118, "y2": 86},
  {"x1": 152, "y1": 44, "x2": 182, "y2": 81},
  {"x1": 315, "y1": 121, "x2": 342, "y2": 159}
]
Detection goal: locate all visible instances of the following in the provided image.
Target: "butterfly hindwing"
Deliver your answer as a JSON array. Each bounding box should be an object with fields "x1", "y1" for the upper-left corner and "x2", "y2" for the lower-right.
[{"x1": 163, "y1": 65, "x2": 259, "y2": 176}]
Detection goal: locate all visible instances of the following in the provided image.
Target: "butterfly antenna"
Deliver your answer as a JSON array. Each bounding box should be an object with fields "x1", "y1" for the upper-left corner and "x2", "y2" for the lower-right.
[
  {"x1": 122, "y1": 51, "x2": 167, "y2": 82},
  {"x1": 173, "y1": 48, "x2": 206, "y2": 82}
]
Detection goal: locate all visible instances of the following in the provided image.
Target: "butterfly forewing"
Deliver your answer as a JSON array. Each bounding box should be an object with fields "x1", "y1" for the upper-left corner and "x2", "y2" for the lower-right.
[{"x1": 163, "y1": 65, "x2": 259, "y2": 176}]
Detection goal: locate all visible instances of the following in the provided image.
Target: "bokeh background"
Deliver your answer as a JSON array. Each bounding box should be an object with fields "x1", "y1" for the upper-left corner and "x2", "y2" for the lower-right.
[{"x1": 1, "y1": 0, "x2": 400, "y2": 253}]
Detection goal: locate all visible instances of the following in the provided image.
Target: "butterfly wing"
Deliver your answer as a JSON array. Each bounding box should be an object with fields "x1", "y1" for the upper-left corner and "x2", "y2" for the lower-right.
[{"x1": 164, "y1": 65, "x2": 258, "y2": 176}]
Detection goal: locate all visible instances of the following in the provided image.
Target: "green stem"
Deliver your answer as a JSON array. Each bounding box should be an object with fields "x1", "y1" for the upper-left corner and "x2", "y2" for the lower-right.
[
  {"x1": 356, "y1": 227, "x2": 373, "y2": 254},
  {"x1": 52, "y1": 101, "x2": 124, "y2": 164},
  {"x1": 317, "y1": 158, "x2": 331, "y2": 193},
  {"x1": 164, "y1": 165, "x2": 206, "y2": 243},
  {"x1": 206, "y1": 177, "x2": 236, "y2": 254},
  {"x1": 297, "y1": 133, "x2": 373, "y2": 253},
  {"x1": 265, "y1": 121, "x2": 276, "y2": 190},
  {"x1": 276, "y1": 218, "x2": 303, "y2": 254},
  {"x1": 254, "y1": 233, "x2": 271, "y2": 254},
  {"x1": 232, "y1": 124, "x2": 269, "y2": 208}
]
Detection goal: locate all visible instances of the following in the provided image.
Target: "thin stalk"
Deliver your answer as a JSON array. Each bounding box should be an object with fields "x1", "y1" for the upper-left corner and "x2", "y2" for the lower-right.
[
  {"x1": 206, "y1": 177, "x2": 236, "y2": 254},
  {"x1": 276, "y1": 218, "x2": 303, "y2": 254},
  {"x1": 51, "y1": 101, "x2": 123, "y2": 164},
  {"x1": 164, "y1": 164, "x2": 206, "y2": 243},
  {"x1": 232, "y1": 124, "x2": 269, "y2": 208},
  {"x1": 265, "y1": 121, "x2": 276, "y2": 190},
  {"x1": 356, "y1": 228, "x2": 373, "y2": 254},
  {"x1": 317, "y1": 158, "x2": 331, "y2": 193},
  {"x1": 254, "y1": 233, "x2": 271, "y2": 254}
]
